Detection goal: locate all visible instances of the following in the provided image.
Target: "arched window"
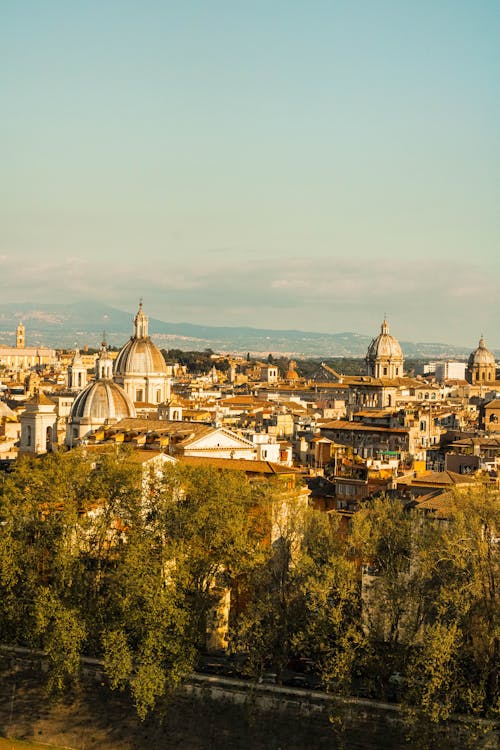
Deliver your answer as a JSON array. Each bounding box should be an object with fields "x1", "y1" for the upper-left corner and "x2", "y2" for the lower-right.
[{"x1": 26, "y1": 425, "x2": 32, "y2": 447}]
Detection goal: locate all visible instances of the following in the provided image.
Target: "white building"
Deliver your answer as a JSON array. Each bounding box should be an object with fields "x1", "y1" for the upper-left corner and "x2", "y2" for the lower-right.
[
  {"x1": 19, "y1": 391, "x2": 57, "y2": 455},
  {"x1": 434, "y1": 361, "x2": 466, "y2": 382}
]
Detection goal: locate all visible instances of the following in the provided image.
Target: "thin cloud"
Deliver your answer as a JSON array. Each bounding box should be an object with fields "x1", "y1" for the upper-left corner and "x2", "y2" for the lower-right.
[{"x1": 0, "y1": 253, "x2": 498, "y2": 346}]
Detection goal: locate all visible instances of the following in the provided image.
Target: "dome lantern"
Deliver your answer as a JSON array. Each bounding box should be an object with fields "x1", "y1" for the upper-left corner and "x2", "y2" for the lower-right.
[{"x1": 134, "y1": 300, "x2": 149, "y2": 339}]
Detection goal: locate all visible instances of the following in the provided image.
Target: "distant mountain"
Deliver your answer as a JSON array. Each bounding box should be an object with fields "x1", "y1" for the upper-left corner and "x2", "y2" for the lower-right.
[{"x1": 0, "y1": 301, "x2": 485, "y2": 359}]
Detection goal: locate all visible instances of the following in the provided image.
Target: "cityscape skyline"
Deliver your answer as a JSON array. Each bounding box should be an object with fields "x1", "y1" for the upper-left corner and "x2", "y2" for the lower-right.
[{"x1": 2, "y1": 2, "x2": 499, "y2": 346}]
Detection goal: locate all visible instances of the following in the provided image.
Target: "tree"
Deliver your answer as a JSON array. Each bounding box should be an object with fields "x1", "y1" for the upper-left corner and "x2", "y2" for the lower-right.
[
  {"x1": 104, "y1": 463, "x2": 268, "y2": 717},
  {"x1": 351, "y1": 489, "x2": 500, "y2": 718},
  {"x1": 230, "y1": 506, "x2": 361, "y2": 687}
]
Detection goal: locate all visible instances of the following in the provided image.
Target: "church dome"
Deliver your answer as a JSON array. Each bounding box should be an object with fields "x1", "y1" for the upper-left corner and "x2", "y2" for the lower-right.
[
  {"x1": 70, "y1": 380, "x2": 136, "y2": 422},
  {"x1": 367, "y1": 319, "x2": 403, "y2": 361},
  {"x1": 114, "y1": 337, "x2": 167, "y2": 376},
  {"x1": 114, "y1": 301, "x2": 167, "y2": 377},
  {"x1": 468, "y1": 336, "x2": 495, "y2": 368}
]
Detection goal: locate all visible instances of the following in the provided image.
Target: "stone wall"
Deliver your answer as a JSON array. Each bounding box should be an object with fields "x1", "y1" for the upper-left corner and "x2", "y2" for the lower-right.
[{"x1": 0, "y1": 647, "x2": 497, "y2": 750}]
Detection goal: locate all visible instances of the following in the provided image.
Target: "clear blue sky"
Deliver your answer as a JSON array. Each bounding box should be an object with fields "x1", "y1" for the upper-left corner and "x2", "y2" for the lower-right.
[{"x1": 1, "y1": 1, "x2": 499, "y2": 347}]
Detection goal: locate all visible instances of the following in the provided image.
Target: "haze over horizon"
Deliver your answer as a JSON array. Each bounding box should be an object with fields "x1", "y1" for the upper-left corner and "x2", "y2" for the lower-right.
[{"x1": 2, "y1": 2, "x2": 499, "y2": 347}]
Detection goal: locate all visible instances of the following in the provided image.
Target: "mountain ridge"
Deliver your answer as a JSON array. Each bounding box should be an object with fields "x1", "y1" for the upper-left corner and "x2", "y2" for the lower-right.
[{"x1": 0, "y1": 302, "x2": 490, "y2": 359}]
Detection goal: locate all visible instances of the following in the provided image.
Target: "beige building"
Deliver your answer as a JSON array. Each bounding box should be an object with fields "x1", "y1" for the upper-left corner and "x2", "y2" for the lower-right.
[
  {"x1": 0, "y1": 321, "x2": 56, "y2": 369},
  {"x1": 467, "y1": 336, "x2": 497, "y2": 385},
  {"x1": 366, "y1": 319, "x2": 404, "y2": 379}
]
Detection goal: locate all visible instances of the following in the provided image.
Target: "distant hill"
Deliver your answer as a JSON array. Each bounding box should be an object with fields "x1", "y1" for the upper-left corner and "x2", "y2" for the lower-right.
[{"x1": 0, "y1": 301, "x2": 485, "y2": 359}]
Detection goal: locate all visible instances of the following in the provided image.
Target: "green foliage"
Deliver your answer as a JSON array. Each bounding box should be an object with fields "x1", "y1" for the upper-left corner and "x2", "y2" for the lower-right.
[
  {"x1": 352, "y1": 490, "x2": 500, "y2": 719},
  {"x1": 34, "y1": 587, "x2": 86, "y2": 694},
  {"x1": 230, "y1": 507, "x2": 362, "y2": 689},
  {"x1": 161, "y1": 348, "x2": 230, "y2": 373},
  {"x1": 0, "y1": 454, "x2": 272, "y2": 717},
  {"x1": 1, "y1": 451, "x2": 498, "y2": 725}
]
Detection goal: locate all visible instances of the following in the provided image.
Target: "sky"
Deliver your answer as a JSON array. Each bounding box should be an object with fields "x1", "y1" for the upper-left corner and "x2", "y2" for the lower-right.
[{"x1": 1, "y1": 1, "x2": 499, "y2": 347}]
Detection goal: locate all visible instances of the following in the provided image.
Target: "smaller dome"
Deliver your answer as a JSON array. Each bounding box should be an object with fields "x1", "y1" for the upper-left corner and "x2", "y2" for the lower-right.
[
  {"x1": 468, "y1": 336, "x2": 495, "y2": 368},
  {"x1": 70, "y1": 380, "x2": 136, "y2": 422},
  {"x1": 367, "y1": 319, "x2": 403, "y2": 361}
]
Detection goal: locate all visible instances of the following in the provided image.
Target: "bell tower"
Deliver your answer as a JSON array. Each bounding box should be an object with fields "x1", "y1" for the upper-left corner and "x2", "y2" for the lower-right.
[
  {"x1": 16, "y1": 322, "x2": 25, "y2": 348},
  {"x1": 68, "y1": 349, "x2": 88, "y2": 391}
]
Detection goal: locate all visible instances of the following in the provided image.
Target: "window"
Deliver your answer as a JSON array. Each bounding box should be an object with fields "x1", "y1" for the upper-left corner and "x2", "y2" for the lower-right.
[
  {"x1": 383, "y1": 367, "x2": 387, "y2": 376},
  {"x1": 26, "y1": 425, "x2": 32, "y2": 447}
]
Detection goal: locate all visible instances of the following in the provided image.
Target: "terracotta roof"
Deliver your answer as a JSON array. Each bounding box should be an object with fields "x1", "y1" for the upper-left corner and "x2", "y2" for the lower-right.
[
  {"x1": 397, "y1": 470, "x2": 477, "y2": 487},
  {"x1": 320, "y1": 420, "x2": 408, "y2": 435},
  {"x1": 177, "y1": 455, "x2": 298, "y2": 474},
  {"x1": 26, "y1": 391, "x2": 56, "y2": 407},
  {"x1": 414, "y1": 491, "x2": 455, "y2": 517},
  {"x1": 112, "y1": 418, "x2": 208, "y2": 436}
]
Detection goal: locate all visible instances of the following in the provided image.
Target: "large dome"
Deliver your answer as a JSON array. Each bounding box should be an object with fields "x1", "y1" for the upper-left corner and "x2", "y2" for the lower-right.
[
  {"x1": 114, "y1": 301, "x2": 167, "y2": 377},
  {"x1": 70, "y1": 380, "x2": 136, "y2": 422},
  {"x1": 114, "y1": 337, "x2": 167, "y2": 376},
  {"x1": 367, "y1": 319, "x2": 403, "y2": 361},
  {"x1": 468, "y1": 336, "x2": 495, "y2": 368}
]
